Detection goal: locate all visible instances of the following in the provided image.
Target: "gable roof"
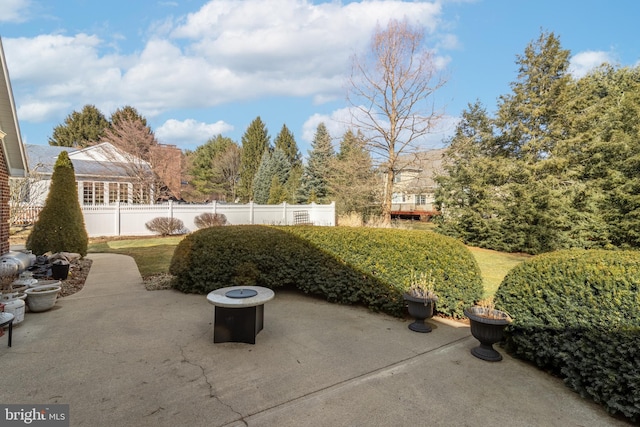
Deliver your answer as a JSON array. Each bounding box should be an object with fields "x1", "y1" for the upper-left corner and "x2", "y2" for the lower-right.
[
  {"x1": 395, "y1": 148, "x2": 446, "y2": 191},
  {"x1": 0, "y1": 37, "x2": 28, "y2": 177},
  {"x1": 25, "y1": 142, "x2": 152, "y2": 179}
]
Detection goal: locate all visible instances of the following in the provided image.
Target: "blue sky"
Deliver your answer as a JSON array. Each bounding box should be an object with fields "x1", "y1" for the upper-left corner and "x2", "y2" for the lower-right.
[{"x1": 2, "y1": 0, "x2": 639, "y2": 156}]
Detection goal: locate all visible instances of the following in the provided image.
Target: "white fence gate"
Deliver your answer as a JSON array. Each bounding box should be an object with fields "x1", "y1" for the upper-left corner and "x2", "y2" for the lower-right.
[{"x1": 77, "y1": 201, "x2": 334, "y2": 237}]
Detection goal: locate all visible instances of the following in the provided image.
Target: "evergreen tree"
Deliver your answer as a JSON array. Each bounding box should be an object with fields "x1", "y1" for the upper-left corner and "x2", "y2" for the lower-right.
[
  {"x1": 299, "y1": 123, "x2": 334, "y2": 203},
  {"x1": 238, "y1": 117, "x2": 270, "y2": 201},
  {"x1": 187, "y1": 135, "x2": 238, "y2": 200},
  {"x1": 49, "y1": 104, "x2": 109, "y2": 148},
  {"x1": 252, "y1": 148, "x2": 291, "y2": 204},
  {"x1": 331, "y1": 129, "x2": 377, "y2": 216},
  {"x1": 274, "y1": 124, "x2": 302, "y2": 168},
  {"x1": 26, "y1": 151, "x2": 88, "y2": 256}
]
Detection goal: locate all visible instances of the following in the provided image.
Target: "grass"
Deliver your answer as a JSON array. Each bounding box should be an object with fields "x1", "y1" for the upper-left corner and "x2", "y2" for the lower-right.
[
  {"x1": 467, "y1": 246, "x2": 532, "y2": 296},
  {"x1": 87, "y1": 233, "x2": 530, "y2": 297},
  {"x1": 88, "y1": 236, "x2": 184, "y2": 277}
]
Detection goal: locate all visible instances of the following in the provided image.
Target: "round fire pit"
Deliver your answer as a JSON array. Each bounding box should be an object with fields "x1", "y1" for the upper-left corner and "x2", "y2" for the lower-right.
[{"x1": 225, "y1": 288, "x2": 258, "y2": 299}]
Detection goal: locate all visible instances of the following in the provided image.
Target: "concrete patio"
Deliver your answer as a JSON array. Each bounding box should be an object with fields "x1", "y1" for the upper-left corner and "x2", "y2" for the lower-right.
[{"x1": 0, "y1": 253, "x2": 628, "y2": 426}]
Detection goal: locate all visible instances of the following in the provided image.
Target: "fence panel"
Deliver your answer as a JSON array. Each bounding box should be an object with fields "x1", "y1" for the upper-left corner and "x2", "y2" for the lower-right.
[{"x1": 11, "y1": 201, "x2": 335, "y2": 237}]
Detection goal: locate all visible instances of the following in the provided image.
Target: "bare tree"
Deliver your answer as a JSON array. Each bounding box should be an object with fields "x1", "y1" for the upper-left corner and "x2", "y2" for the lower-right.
[
  {"x1": 9, "y1": 166, "x2": 48, "y2": 228},
  {"x1": 347, "y1": 18, "x2": 447, "y2": 224},
  {"x1": 212, "y1": 143, "x2": 242, "y2": 202},
  {"x1": 99, "y1": 118, "x2": 181, "y2": 202}
]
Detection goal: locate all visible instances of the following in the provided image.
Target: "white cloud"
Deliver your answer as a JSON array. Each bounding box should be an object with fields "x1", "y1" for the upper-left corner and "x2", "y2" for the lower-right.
[
  {"x1": 0, "y1": 0, "x2": 32, "y2": 23},
  {"x1": 569, "y1": 50, "x2": 615, "y2": 78},
  {"x1": 155, "y1": 118, "x2": 234, "y2": 147},
  {"x1": 303, "y1": 107, "x2": 457, "y2": 151},
  {"x1": 4, "y1": 0, "x2": 452, "y2": 139}
]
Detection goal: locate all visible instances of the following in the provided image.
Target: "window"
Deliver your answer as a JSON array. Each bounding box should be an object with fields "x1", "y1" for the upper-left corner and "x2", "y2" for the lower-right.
[
  {"x1": 109, "y1": 183, "x2": 118, "y2": 204},
  {"x1": 393, "y1": 172, "x2": 402, "y2": 183},
  {"x1": 416, "y1": 194, "x2": 427, "y2": 205},
  {"x1": 119, "y1": 183, "x2": 129, "y2": 203},
  {"x1": 94, "y1": 182, "x2": 104, "y2": 204},
  {"x1": 83, "y1": 182, "x2": 93, "y2": 205}
]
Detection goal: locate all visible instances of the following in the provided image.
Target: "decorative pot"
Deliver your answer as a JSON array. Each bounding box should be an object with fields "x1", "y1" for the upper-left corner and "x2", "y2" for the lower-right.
[
  {"x1": 464, "y1": 306, "x2": 512, "y2": 362},
  {"x1": 403, "y1": 293, "x2": 436, "y2": 333},
  {"x1": 51, "y1": 262, "x2": 70, "y2": 280},
  {"x1": 0, "y1": 293, "x2": 25, "y2": 324},
  {"x1": 24, "y1": 285, "x2": 62, "y2": 313}
]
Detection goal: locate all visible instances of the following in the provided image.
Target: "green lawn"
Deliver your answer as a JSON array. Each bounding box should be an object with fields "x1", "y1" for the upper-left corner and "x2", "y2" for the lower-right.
[{"x1": 88, "y1": 235, "x2": 530, "y2": 296}]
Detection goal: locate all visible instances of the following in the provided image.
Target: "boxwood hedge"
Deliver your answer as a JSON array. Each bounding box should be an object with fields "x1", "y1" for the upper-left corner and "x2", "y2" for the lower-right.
[
  {"x1": 169, "y1": 225, "x2": 482, "y2": 318},
  {"x1": 494, "y1": 249, "x2": 640, "y2": 423}
]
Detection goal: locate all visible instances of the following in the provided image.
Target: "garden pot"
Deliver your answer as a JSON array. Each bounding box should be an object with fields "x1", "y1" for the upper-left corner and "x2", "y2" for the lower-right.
[
  {"x1": 24, "y1": 285, "x2": 62, "y2": 313},
  {"x1": 51, "y1": 262, "x2": 70, "y2": 280},
  {"x1": 403, "y1": 293, "x2": 436, "y2": 333},
  {"x1": 0, "y1": 293, "x2": 25, "y2": 324},
  {"x1": 464, "y1": 306, "x2": 512, "y2": 362}
]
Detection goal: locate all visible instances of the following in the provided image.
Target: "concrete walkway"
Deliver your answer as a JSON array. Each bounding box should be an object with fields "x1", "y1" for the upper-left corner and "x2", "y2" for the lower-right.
[{"x1": 0, "y1": 253, "x2": 629, "y2": 426}]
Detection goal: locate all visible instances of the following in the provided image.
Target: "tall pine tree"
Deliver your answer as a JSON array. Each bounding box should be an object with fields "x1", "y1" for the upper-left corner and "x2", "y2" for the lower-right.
[
  {"x1": 299, "y1": 123, "x2": 334, "y2": 203},
  {"x1": 238, "y1": 117, "x2": 270, "y2": 202}
]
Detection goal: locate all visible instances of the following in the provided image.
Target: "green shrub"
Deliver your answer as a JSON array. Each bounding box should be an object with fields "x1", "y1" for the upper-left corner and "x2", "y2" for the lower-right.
[
  {"x1": 494, "y1": 249, "x2": 640, "y2": 423},
  {"x1": 26, "y1": 151, "x2": 88, "y2": 256},
  {"x1": 169, "y1": 225, "x2": 482, "y2": 318},
  {"x1": 145, "y1": 217, "x2": 185, "y2": 236}
]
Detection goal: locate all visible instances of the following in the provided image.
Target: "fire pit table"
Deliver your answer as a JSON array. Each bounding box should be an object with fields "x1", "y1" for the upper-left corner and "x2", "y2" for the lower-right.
[{"x1": 206, "y1": 286, "x2": 275, "y2": 344}]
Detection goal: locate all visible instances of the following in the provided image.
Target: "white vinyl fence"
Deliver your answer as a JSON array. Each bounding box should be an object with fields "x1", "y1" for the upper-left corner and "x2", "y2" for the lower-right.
[{"x1": 23, "y1": 201, "x2": 334, "y2": 237}]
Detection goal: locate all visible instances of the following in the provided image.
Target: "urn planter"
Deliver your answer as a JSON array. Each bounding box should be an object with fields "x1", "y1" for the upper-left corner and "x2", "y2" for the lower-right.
[
  {"x1": 464, "y1": 306, "x2": 512, "y2": 362},
  {"x1": 403, "y1": 293, "x2": 436, "y2": 333}
]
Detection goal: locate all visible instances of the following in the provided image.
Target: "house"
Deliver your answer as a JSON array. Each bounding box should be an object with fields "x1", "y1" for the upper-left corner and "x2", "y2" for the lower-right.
[
  {"x1": 0, "y1": 38, "x2": 29, "y2": 254},
  {"x1": 23, "y1": 142, "x2": 158, "y2": 206},
  {"x1": 390, "y1": 148, "x2": 446, "y2": 220}
]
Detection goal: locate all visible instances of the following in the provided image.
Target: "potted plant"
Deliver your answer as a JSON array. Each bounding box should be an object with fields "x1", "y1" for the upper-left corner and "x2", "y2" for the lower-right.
[
  {"x1": 464, "y1": 298, "x2": 512, "y2": 362},
  {"x1": 403, "y1": 270, "x2": 439, "y2": 333}
]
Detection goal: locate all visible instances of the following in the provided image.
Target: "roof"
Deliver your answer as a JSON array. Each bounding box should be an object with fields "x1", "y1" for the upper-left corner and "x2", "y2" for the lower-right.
[
  {"x1": 0, "y1": 37, "x2": 28, "y2": 177},
  {"x1": 395, "y1": 148, "x2": 446, "y2": 191},
  {"x1": 25, "y1": 142, "x2": 152, "y2": 179}
]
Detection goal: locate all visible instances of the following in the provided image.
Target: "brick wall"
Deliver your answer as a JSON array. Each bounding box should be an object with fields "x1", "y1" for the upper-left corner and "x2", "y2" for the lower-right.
[{"x1": 0, "y1": 148, "x2": 10, "y2": 254}]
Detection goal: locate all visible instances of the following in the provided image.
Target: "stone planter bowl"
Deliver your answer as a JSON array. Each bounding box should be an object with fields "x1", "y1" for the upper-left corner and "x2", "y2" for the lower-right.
[{"x1": 24, "y1": 285, "x2": 62, "y2": 312}]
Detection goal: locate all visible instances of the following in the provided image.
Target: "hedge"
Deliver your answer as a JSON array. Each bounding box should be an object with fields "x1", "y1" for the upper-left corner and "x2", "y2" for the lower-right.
[
  {"x1": 169, "y1": 225, "x2": 483, "y2": 318},
  {"x1": 494, "y1": 249, "x2": 640, "y2": 423}
]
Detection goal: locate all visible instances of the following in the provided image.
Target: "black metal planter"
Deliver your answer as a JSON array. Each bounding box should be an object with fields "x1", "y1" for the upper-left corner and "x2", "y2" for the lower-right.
[
  {"x1": 464, "y1": 307, "x2": 511, "y2": 362},
  {"x1": 404, "y1": 293, "x2": 436, "y2": 333}
]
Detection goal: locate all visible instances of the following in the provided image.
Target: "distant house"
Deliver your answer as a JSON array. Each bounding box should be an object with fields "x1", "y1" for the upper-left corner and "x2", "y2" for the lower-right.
[
  {"x1": 0, "y1": 38, "x2": 29, "y2": 253},
  {"x1": 23, "y1": 142, "x2": 160, "y2": 206},
  {"x1": 390, "y1": 149, "x2": 446, "y2": 220}
]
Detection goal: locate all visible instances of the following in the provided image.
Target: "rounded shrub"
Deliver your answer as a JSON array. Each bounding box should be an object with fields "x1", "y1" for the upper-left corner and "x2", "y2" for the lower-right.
[
  {"x1": 169, "y1": 225, "x2": 482, "y2": 318},
  {"x1": 494, "y1": 249, "x2": 640, "y2": 423},
  {"x1": 26, "y1": 151, "x2": 88, "y2": 256},
  {"x1": 145, "y1": 217, "x2": 186, "y2": 236}
]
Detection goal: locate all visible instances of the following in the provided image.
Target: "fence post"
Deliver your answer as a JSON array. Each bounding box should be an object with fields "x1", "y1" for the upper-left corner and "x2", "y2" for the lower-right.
[
  {"x1": 249, "y1": 201, "x2": 254, "y2": 224},
  {"x1": 212, "y1": 200, "x2": 217, "y2": 214},
  {"x1": 282, "y1": 201, "x2": 288, "y2": 225},
  {"x1": 169, "y1": 199, "x2": 174, "y2": 218},
  {"x1": 115, "y1": 202, "x2": 121, "y2": 236}
]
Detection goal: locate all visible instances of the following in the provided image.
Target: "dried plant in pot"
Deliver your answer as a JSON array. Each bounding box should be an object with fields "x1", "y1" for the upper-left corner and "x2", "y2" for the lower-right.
[
  {"x1": 464, "y1": 298, "x2": 512, "y2": 362},
  {"x1": 403, "y1": 270, "x2": 439, "y2": 333}
]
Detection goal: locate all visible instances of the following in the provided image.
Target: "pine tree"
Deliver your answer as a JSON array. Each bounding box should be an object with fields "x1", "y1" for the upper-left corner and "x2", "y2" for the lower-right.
[
  {"x1": 26, "y1": 151, "x2": 88, "y2": 256},
  {"x1": 331, "y1": 129, "x2": 377, "y2": 216},
  {"x1": 49, "y1": 105, "x2": 109, "y2": 148},
  {"x1": 238, "y1": 117, "x2": 270, "y2": 202},
  {"x1": 299, "y1": 123, "x2": 334, "y2": 203},
  {"x1": 252, "y1": 148, "x2": 291, "y2": 204},
  {"x1": 274, "y1": 124, "x2": 302, "y2": 168}
]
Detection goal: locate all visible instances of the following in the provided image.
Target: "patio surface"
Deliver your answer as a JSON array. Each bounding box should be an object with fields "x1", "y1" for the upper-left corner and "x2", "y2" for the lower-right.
[{"x1": 0, "y1": 253, "x2": 629, "y2": 426}]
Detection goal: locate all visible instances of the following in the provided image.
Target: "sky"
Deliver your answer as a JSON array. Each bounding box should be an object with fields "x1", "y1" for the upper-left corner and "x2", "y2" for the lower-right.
[{"x1": 1, "y1": 0, "x2": 639, "y2": 156}]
